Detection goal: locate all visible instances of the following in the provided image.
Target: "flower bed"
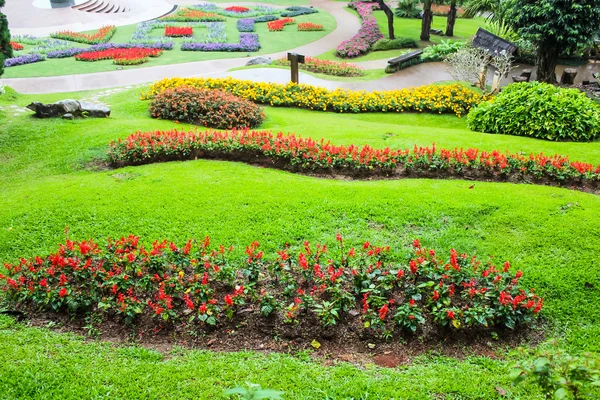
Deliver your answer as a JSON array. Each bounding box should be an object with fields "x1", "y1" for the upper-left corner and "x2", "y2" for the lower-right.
[
  {"x1": 180, "y1": 33, "x2": 259, "y2": 52},
  {"x1": 266, "y1": 18, "x2": 295, "y2": 32},
  {"x1": 107, "y1": 129, "x2": 600, "y2": 191},
  {"x1": 237, "y1": 15, "x2": 279, "y2": 32},
  {"x1": 50, "y1": 25, "x2": 116, "y2": 45},
  {"x1": 225, "y1": 6, "x2": 250, "y2": 13},
  {"x1": 336, "y1": 2, "x2": 383, "y2": 58},
  {"x1": 0, "y1": 235, "x2": 543, "y2": 336},
  {"x1": 272, "y1": 57, "x2": 364, "y2": 77},
  {"x1": 47, "y1": 42, "x2": 172, "y2": 59},
  {"x1": 143, "y1": 78, "x2": 483, "y2": 116},
  {"x1": 161, "y1": 8, "x2": 225, "y2": 22},
  {"x1": 75, "y1": 48, "x2": 163, "y2": 65},
  {"x1": 165, "y1": 26, "x2": 194, "y2": 37},
  {"x1": 3, "y1": 53, "x2": 45, "y2": 68},
  {"x1": 281, "y1": 6, "x2": 319, "y2": 17},
  {"x1": 298, "y1": 22, "x2": 324, "y2": 31},
  {"x1": 10, "y1": 41, "x2": 24, "y2": 51}
]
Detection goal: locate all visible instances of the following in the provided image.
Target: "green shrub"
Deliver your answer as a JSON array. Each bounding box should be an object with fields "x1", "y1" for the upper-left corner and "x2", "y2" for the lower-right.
[
  {"x1": 422, "y1": 40, "x2": 465, "y2": 61},
  {"x1": 372, "y1": 37, "x2": 417, "y2": 51},
  {"x1": 467, "y1": 82, "x2": 600, "y2": 142},
  {"x1": 150, "y1": 86, "x2": 265, "y2": 129},
  {"x1": 394, "y1": 0, "x2": 421, "y2": 18}
]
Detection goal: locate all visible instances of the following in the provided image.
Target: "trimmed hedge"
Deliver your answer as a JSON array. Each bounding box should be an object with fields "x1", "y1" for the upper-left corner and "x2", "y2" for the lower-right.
[
  {"x1": 149, "y1": 86, "x2": 265, "y2": 129},
  {"x1": 467, "y1": 82, "x2": 600, "y2": 142},
  {"x1": 372, "y1": 37, "x2": 417, "y2": 51}
]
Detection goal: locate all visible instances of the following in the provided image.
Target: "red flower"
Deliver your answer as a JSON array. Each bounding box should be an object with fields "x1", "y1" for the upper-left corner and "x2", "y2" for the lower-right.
[
  {"x1": 199, "y1": 303, "x2": 207, "y2": 314},
  {"x1": 378, "y1": 304, "x2": 389, "y2": 320},
  {"x1": 397, "y1": 269, "x2": 405, "y2": 279},
  {"x1": 432, "y1": 290, "x2": 440, "y2": 301},
  {"x1": 515, "y1": 270, "x2": 523, "y2": 278},
  {"x1": 225, "y1": 295, "x2": 233, "y2": 307},
  {"x1": 412, "y1": 239, "x2": 421, "y2": 248},
  {"x1": 446, "y1": 310, "x2": 455, "y2": 320},
  {"x1": 59, "y1": 287, "x2": 68, "y2": 297},
  {"x1": 39, "y1": 278, "x2": 48, "y2": 288},
  {"x1": 409, "y1": 260, "x2": 418, "y2": 274},
  {"x1": 409, "y1": 299, "x2": 415, "y2": 307},
  {"x1": 336, "y1": 233, "x2": 343, "y2": 242}
]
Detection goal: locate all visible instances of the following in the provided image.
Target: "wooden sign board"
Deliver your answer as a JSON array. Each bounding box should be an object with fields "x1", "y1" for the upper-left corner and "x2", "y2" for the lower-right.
[{"x1": 472, "y1": 28, "x2": 518, "y2": 56}]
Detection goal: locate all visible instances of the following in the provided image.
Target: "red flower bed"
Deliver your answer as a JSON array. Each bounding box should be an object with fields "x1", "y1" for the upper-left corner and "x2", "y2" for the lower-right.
[
  {"x1": 165, "y1": 26, "x2": 193, "y2": 37},
  {"x1": 267, "y1": 18, "x2": 295, "y2": 32},
  {"x1": 10, "y1": 41, "x2": 24, "y2": 51},
  {"x1": 107, "y1": 129, "x2": 600, "y2": 192},
  {"x1": 0, "y1": 235, "x2": 542, "y2": 335},
  {"x1": 75, "y1": 48, "x2": 163, "y2": 65},
  {"x1": 50, "y1": 25, "x2": 116, "y2": 45},
  {"x1": 225, "y1": 6, "x2": 250, "y2": 13},
  {"x1": 298, "y1": 22, "x2": 324, "y2": 31}
]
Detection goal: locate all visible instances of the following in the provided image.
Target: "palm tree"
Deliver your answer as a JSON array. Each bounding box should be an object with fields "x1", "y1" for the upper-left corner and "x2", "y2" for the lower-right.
[{"x1": 463, "y1": 0, "x2": 508, "y2": 25}]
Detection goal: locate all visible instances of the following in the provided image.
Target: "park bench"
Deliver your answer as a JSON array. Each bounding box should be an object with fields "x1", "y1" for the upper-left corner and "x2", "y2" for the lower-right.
[{"x1": 386, "y1": 50, "x2": 423, "y2": 73}]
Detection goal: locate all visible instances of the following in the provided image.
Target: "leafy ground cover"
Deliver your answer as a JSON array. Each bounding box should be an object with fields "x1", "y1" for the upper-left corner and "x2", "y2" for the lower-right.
[
  {"x1": 0, "y1": 86, "x2": 599, "y2": 399},
  {"x1": 2, "y1": 9, "x2": 336, "y2": 79}
]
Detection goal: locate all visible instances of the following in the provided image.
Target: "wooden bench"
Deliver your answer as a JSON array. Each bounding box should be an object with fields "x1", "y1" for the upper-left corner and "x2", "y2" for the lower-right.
[{"x1": 386, "y1": 50, "x2": 423, "y2": 73}]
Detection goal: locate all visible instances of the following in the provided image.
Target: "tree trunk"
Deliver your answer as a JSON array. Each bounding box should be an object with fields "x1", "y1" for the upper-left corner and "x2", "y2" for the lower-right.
[
  {"x1": 445, "y1": 1, "x2": 457, "y2": 37},
  {"x1": 376, "y1": 0, "x2": 395, "y2": 39},
  {"x1": 536, "y1": 43, "x2": 559, "y2": 84},
  {"x1": 420, "y1": 1, "x2": 433, "y2": 42}
]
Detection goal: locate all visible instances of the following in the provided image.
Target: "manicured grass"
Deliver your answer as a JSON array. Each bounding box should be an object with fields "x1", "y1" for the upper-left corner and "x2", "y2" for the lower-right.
[
  {"x1": 2, "y1": 11, "x2": 336, "y2": 79},
  {"x1": 0, "y1": 86, "x2": 599, "y2": 399},
  {"x1": 228, "y1": 64, "x2": 388, "y2": 81}
]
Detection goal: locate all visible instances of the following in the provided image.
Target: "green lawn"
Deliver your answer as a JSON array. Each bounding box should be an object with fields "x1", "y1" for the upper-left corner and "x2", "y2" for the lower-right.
[
  {"x1": 3, "y1": 10, "x2": 336, "y2": 79},
  {"x1": 229, "y1": 64, "x2": 388, "y2": 81},
  {"x1": 317, "y1": 9, "x2": 485, "y2": 62},
  {"x1": 0, "y1": 86, "x2": 599, "y2": 399}
]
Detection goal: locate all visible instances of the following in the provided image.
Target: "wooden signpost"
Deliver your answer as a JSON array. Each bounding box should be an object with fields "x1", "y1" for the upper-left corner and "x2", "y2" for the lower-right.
[{"x1": 287, "y1": 52, "x2": 305, "y2": 84}]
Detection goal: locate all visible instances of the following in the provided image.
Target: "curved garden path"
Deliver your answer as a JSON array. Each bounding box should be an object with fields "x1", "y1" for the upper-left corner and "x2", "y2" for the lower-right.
[{"x1": 1, "y1": 0, "x2": 454, "y2": 94}]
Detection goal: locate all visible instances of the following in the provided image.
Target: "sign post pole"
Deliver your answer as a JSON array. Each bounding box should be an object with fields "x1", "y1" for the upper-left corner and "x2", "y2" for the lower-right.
[{"x1": 287, "y1": 52, "x2": 305, "y2": 84}]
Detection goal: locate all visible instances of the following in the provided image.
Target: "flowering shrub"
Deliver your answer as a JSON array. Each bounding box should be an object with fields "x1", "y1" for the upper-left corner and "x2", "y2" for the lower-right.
[
  {"x1": 165, "y1": 26, "x2": 193, "y2": 37},
  {"x1": 144, "y1": 77, "x2": 484, "y2": 116},
  {"x1": 336, "y1": 2, "x2": 383, "y2": 58},
  {"x1": 273, "y1": 57, "x2": 364, "y2": 77},
  {"x1": 3, "y1": 53, "x2": 45, "y2": 68},
  {"x1": 75, "y1": 48, "x2": 163, "y2": 65},
  {"x1": 50, "y1": 25, "x2": 116, "y2": 45},
  {"x1": 149, "y1": 87, "x2": 265, "y2": 129},
  {"x1": 161, "y1": 8, "x2": 225, "y2": 22},
  {"x1": 10, "y1": 41, "x2": 23, "y2": 51},
  {"x1": 281, "y1": 6, "x2": 319, "y2": 17},
  {"x1": 181, "y1": 33, "x2": 259, "y2": 52},
  {"x1": 225, "y1": 6, "x2": 250, "y2": 13},
  {"x1": 297, "y1": 22, "x2": 324, "y2": 31},
  {"x1": 0, "y1": 235, "x2": 542, "y2": 337},
  {"x1": 107, "y1": 129, "x2": 600, "y2": 190},
  {"x1": 266, "y1": 18, "x2": 295, "y2": 32},
  {"x1": 468, "y1": 82, "x2": 600, "y2": 142},
  {"x1": 237, "y1": 16, "x2": 279, "y2": 32}
]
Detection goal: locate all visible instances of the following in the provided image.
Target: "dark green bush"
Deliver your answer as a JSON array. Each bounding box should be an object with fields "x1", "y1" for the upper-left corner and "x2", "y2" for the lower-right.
[
  {"x1": 150, "y1": 86, "x2": 265, "y2": 130},
  {"x1": 467, "y1": 82, "x2": 600, "y2": 142},
  {"x1": 372, "y1": 37, "x2": 417, "y2": 51}
]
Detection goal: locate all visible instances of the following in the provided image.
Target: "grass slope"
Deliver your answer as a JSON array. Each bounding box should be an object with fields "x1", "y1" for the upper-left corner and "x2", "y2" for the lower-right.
[
  {"x1": 2, "y1": 11, "x2": 336, "y2": 79},
  {"x1": 0, "y1": 86, "x2": 599, "y2": 399}
]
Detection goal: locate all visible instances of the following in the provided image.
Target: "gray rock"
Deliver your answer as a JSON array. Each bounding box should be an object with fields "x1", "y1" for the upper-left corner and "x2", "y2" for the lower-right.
[
  {"x1": 62, "y1": 113, "x2": 74, "y2": 120},
  {"x1": 79, "y1": 102, "x2": 111, "y2": 118},
  {"x1": 245, "y1": 56, "x2": 272, "y2": 66},
  {"x1": 26, "y1": 100, "x2": 111, "y2": 119},
  {"x1": 431, "y1": 29, "x2": 444, "y2": 36}
]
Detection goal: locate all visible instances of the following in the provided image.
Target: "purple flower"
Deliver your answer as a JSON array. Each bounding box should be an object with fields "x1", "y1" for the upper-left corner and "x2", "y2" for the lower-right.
[
  {"x1": 181, "y1": 33, "x2": 260, "y2": 52},
  {"x1": 4, "y1": 53, "x2": 45, "y2": 67},
  {"x1": 237, "y1": 18, "x2": 255, "y2": 32}
]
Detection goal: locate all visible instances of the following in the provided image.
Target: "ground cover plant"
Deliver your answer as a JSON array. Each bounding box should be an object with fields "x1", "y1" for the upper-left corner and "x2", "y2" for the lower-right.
[
  {"x1": 143, "y1": 78, "x2": 484, "y2": 116},
  {"x1": 3, "y1": 53, "x2": 45, "y2": 68},
  {"x1": 9, "y1": 41, "x2": 22, "y2": 51},
  {"x1": 272, "y1": 57, "x2": 364, "y2": 77},
  {"x1": 1, "y1": 86, "x2": 600, "y2": 399},
  {"x1": 297, "y1": 22, "x2": 324, "y2": 32},
  {"x1": 165, "y1": 26, "x2": 193, "y2": 38},
  {"x1": 75, "y1": 48, "x2": 163, "y2": 65},
  {"x1": 149, "y1": 87, "x2": 265, "y2": 128},
  {"x1": 50, "y1": 25, "x2": 117, "y2": 45},
  {"x1": 108, "y1": 129, "x2": 600, "y2": 192},
  {"x1": 468, "y1": 82, "x2": 600, "y2": 142},
  {"x1": 336, "y1": 2, "x2": 383, "y2": 58},
  {"x1": 266, "y1": 18, "x2": 296, "y2": 32}
]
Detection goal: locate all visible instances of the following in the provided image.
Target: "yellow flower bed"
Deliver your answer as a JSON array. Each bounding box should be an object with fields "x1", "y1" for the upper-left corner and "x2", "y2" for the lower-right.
[{"x1": 142, "y1": 77, "x2": 485, "y2": 117}]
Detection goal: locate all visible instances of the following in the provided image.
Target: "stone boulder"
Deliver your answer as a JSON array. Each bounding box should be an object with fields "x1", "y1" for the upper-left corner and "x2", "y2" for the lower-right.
[
  {"x1": 245, "y1": 56, "x2": 272, "y2": 66},
  {"x1": 26, "y1": 99, "x2": 111, "y2": 118}
]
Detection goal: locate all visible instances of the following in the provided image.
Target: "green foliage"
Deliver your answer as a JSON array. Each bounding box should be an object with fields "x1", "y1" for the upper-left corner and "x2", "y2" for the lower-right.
[
  {"x1": 394, "y1": 0, "x2": 421, "y2": 18},
  {"x1": 0, "y1": 11, "x2": 12, "y2": 77},
  {"x1": 511, "y1": 341, "x2": 600, "y2": 399},
  {"x1": 372, "y1": 37, "x2": 417, "y2": 51},
  {"x1": 150, "y1": 86, "x2": 265, "y2": 129},
  {"x1": 225, "y1": 384, "x2": 284, "y2": 400},
  {"x1": 467, "y1": 82, "x2": 600, "y2": 142},
  {"x1": 421, "y1": 40, "x2": 465, "y2": 61}
]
